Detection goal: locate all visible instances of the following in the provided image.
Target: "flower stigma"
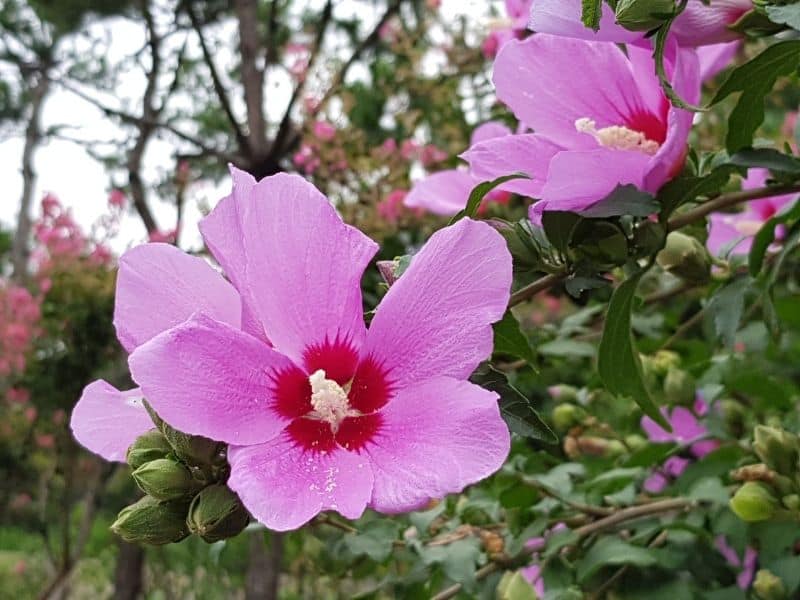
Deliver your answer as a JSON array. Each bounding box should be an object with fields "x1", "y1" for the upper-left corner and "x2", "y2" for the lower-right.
[{"x1": 575, "y1": 117, "x2": 660, "y2": 155}]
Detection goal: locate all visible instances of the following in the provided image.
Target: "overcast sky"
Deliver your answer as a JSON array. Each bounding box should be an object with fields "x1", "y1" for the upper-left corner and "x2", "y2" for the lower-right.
[{"x1": 0, "y1": 1, "x2": 495, "y2": 254}]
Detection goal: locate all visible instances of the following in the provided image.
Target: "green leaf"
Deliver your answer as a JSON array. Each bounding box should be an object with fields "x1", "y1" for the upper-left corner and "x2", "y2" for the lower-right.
[
  {"x1": 471, "y1": 364, "x2": 557, "y2": 443},
  {"x1": 576, "y1": 537, "x2": 660, "y2": 582},
  {"x1": 749, "y1": 199, "x2": 800, "y2": 276},
  {"x1": 343, "y1": 521, "x2": 401, "y2": 562},
  {"x1": 580, "y1": 0, "x2": 603, "y2": 30},
  {"x1": 711, "y1": 41, "x2": 800, "y2": 153},
  {"x1": 542, "y1": 211, "x2": 582, "y2": 255},
  {"x1": 706, "y1": 277, "x2": 750, "y2": 348},
  {"x1": 578, "y1": 184, "x2": 659, "y2": 218},
  {"x1": 729, "y1": 147, "x2": 800, "y2": 174},
  {"x1": 766, "y1": 4, "x2": 800, "y2": 31},
  {"x1": 421, "y1": 538, "x2": 482, "y2": 585},
  {"x1": 538, "y1": 339, "x2": 596, "y2": 358},
  {"x1": 598, "y1": 271, "x2": 670, "y2": 430},
  {"x1": 656, "y1": 164, "x2": 740, "y2": 218},
  {"x1": 493, "y1": 310, "x2": 536, "y2": 364},
  {"x1": 449, "y1": 173, "x2": 530, "y2": 224}
]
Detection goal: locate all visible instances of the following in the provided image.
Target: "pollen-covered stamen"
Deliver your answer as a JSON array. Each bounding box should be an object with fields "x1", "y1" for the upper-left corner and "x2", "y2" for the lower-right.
[
  {"x1": 308, "y1": 369, "x2": 357, "y2": 430},
  {"x1": 575, "y1": 117, "x2": 660, "y2": 156}
]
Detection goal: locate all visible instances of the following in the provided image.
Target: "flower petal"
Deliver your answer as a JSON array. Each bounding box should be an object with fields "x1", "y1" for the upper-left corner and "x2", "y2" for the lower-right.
[
  {"x1": 362, "y1": 377, "x2": 510, "y2": 513},
  {"x1": 470, "y1": 121, "x2": 512, "y2": 146},
  {"x1": 70, "y1": 381, "x2": 153, "y2": 462},
  {"x1": 114, "y1": 243, "x2": 241, "y2": 353},
  {"x1": 529, "y1": 0, "x2": 641, "y2": 43},
  {"x1": 128, "y1": 312, "x2": 296, "y2": 446},
  {"x1": 199, "y1": 166, "x2": 265, "y2": 340},
  {"x1": 494, "y1": 35, "x2": 651, "y2": 149},
  {"x1": 364, "y1": 219, "x2": 511, "y2": 386},
  {"x1": 672, "y1": 0, "x2": 750, "y2": 46},
  {"x1": 238, "y1": 173, "x2": 378, "y2": 364},
  {"x1": 698, "y1": 41, "x2": 740, "y2": 82},
  {"x1": 404, "y1": 170, "x2": 475, "y2": 216},
  {"x1": 227, "y1": 432, "x2": 373, "y2": 531},
  {"x1": 461, "y1": 134, "x2": 561, "y2": 197}
]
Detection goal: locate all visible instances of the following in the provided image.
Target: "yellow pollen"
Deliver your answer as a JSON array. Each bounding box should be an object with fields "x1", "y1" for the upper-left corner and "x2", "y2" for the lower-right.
[
  {"x1": 575, "y1": 117, "x2": 660, "y2": 156},
  {"x1": 309, "y1": 369, "x2": 354, "y2": 429}
]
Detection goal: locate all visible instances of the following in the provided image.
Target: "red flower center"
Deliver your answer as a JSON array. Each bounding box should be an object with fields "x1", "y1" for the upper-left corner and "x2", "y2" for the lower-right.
[{"x1": 271, "y1": 337, "x2": 392, "y2": 453}]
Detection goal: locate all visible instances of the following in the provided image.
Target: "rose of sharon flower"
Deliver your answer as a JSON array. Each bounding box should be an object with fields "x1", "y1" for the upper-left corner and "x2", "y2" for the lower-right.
[
  {"x1": 708, "y1": 168, "x2": 799, "y2": 257},
  {"x1": 640, "y1": 397, "x2": 718, "y2": 493},
  {"x1": 405, "y1": 122, "x2": 513, "y2": 216},
  {"x1": 529, "y1": 0, "x2": 751, "y2": 47},
  {"x1": 483, "y1": 0, "x2": 533, "y2": 59},
  {"x1": 715, "y1": 535, "x2": 758, "y2": 589},
  {"x1": 462, "y1": 34, "x2": 699, "y2": 223},
  {"x1": 72, "y1": 168, "x2": 513, "y2": 531}
]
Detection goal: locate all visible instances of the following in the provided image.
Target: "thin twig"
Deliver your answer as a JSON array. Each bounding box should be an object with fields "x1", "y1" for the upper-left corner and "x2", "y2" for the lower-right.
[{"x1": 509, "y1": 271, "x2": 566, "y2": 307}]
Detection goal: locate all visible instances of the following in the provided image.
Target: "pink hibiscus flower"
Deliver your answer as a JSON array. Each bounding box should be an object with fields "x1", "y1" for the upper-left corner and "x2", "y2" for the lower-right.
[
  {"x1": 640, "y1": 398, "x2": 718, "y2": 493},
  {"x1": 462, "y1": 34, "x2": 699, "y2": 223},
  {"x1": 707, "y1": 168, "x2": 799, "y2": 257},
  {"x1": 483, "y1": 0, "x2": 533, "y2": 58},
  {"x1": 405, "y1": 121, "x2": 513, "y2": 216},
  {"x1": 72, "y1": 168, "x2": 512, "y2": 531},
  {"x1": 529, "y1": 0, "x2": 751, "y2": 47}
]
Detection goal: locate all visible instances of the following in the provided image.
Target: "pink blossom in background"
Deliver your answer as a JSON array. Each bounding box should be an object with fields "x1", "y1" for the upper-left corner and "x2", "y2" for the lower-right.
[
  {"x1": 715, "y1": 536, "x2": 758, "y2": 589},
  {"x1": 147, "y1": 229, "x2": 177, "y2": 244},
  {"x1": 529, "y1": 0, "x2": 751, "y2": 47},
  {"x1": 73, "y1": 168, "x2": 513, "y2": 531},
  {"x1": 707, "y1": 168, "x2": 799, "y2": 257},
  {"x1": 401, "y1": 139, "x2": 420, "y2": 160},
  {"x1": 405, "y1": 121, "x2": 512, "y2": 216},
  {"x1": 420, "y1": 145, "x2": 448, "y2": 168},
  {"x1": 377, "y1": 189, "x2": 409, "y2": 223},
  {"x1": 641, "y1": 397, "x2": 718, "y2": 492},
  {"x1": 697, "y1": 41, "x2": 741, "y2": 82},
  {"x1": 7, "y1": 388, "x2": 30, "y2": 405},
  {"x1": 462, "y1": 34, "x2": 699, "y2": 223},
  {"x1": 313, "y1": 121, "x2": 337, "y2": 142},
  {"x1": 108, "y1": 188, "x2": 127, "y2": 209},
  {"x1": 483, "y1": 0, "x2": 533, "y2": 59}
]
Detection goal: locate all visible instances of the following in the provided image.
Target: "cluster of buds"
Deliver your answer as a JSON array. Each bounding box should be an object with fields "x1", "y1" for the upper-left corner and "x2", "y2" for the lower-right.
[
  {"x1": 730, "y1": 426, "x2": 800, "y2": 523},
  {"x1": 641, "y1": 349, "x2": 696, "y2": 406},
  {"x1": 112, "y1": 406, "x2": 249, "y2": 545}
]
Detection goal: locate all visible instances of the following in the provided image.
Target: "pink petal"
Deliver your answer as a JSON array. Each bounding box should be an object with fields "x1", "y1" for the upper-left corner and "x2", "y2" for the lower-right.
[
  {"x1": 363, "y1": 377, "x2": 510, "y2": 512},
  {"x1": 672, "y1": 0, "x2": 750, "y2": 46},
  {"x1": 404, "y1": 170, "x2": 475, "y2": 216},
  {"x1": 461, "y1": 134, "x2": 562, "y2": 197},
  {"x1": 227, "y1": 432, "x2": 373, "y2": 531},
  {"x1": 669, "y1": 407, "x2": 706, "y2": 441},
  {"x1": 364, "y1": 219, "x2": 511, "y2": 386},
  {"x1": 529, "y1": 0, "x2": 641, "y2": 43},
  {"x1": 663, "y1": 456, "x2": 690, "y2": 478},
  {"x1": 707, "y1": 213, "x2": 752, "y2": 256},
  {"x1": 738, "y1": 546, "x2": 758, "y2": 589},
  {"x1": 644, "y1": 471, "x2": 669, "y2": 493},
  {"x1": 470, "y1": 121, "x2": 512, "y2": 146},
  {"x1": 641, "y1": 409, "x2": 674, "y2": 443},
  {"x1": 493, "y1": 35, "x2": 652, "y2": 149},
  {"x1": 114, "y1": 243, "x2": 241, "y2": 353},
  {"x1": 698, "y1": 41, "x2": 740, "y2": 82},
  {"x1": 70, "y1": 381, "x2": 153, "y2": 462},
  {"x1": 715, "y1": 535, "x2": 742, "y2": 567},
  {"x1": 237, "y1": 173, "x2": 378, "y2": 364},
  {"x1": 128, "y1": 313, "x2": 295, "y2": 446},
  {"x1": 199, "y1": 166, "x2": 265, "y2": 340}
]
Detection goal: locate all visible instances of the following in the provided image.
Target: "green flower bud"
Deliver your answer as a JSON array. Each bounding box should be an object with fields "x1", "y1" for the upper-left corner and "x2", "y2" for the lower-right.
[
  {"x1": 111, "y1": 496, "x2": 190, "y2": 545},
  {"x1": 126, "y1": 429, "x2": 172, "y2": 470},
  {"x1": 753, "y1": 426, "x2": 800, "y2": 476},
  {"x1": 753, "y1": 569, "x2": 787, "y2": 600},
  {"x1": 187, "y1": 484, "x2": 250, "y2": 543},
  {"x1": 650, "y1": 350, "x2": 681, "y2": 376},
  {"x1": 548, "y1": 384, "x2": 579, "y2": 403},
  {"x1": 625, "y1": 434, "x2": 647, "y2": 451},
  {"x1": 730, "y1": 482, "x2": 780, "y2": 522},
  {"x1": 781, "y1": 494, "x2": 800, "y2": 512},
  {"x1": 663, "y1": 368, "x2": 696, "y2": 406},
  {"x1": 552, "y1": 403, "x2": 586, "y2": 432},
  {"x1": 161, "y1": 424, "x2": 225, "y2": 471},
  {"x1": 615, "y1": 0, "x2": 675, "y2": 31},
  {"x1": 656, "y1": 232, "x2": 711, "y2": 283},
  {"x1": 132, "y1": 458, "x2": 198, "y2": 501}
]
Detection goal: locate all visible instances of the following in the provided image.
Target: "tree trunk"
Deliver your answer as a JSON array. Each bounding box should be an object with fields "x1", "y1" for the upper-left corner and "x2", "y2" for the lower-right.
[
  {"x1": 245, "y1": 531, "x2": 283, "y2": 600},
  {"x1": 11, "y1": 72, "x2": 49, "y2": 280},
  {"x1": 113, "y1": 540, "x2": 144, "y2": 600},
  {"x1": 233, "y1": 0, "x2": 268, "y2": 159}
]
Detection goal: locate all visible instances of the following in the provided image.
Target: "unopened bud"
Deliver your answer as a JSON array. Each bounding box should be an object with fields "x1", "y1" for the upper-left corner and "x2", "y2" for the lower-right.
[
  {"x1": 577, "y1": 436, "x2": 625, "y2": 458},
  {"x1": 126, "y1": 429, "x2": 172, "y2": 470},
  {"x1": 753, "y1": 569, "x2": 787, "y2": 600},
  {"x1": 615, "y1": 0, "x2": 675, "y2": 31},
  {"x1": 656, "y1": 232, "x2": 711, "y2": 282},
  {"x1": 730, "y1": 482, "x2": 779, "y2": 522},
  {"x1": 650, "y1": 350, "x2": 681, "y2": 376},
  {"x1": 478, "y1": 530, "x2": 504, "y2": 556},
  {"x1": 552, "y1": 403, "x2": 586, "y2": 432},
  {"x1": 663, "y1": 369, "x2": 696, "y2": 406},
  {"x1": 187, "y1": 484, "x2": 249, "y2": 543},
  {"x1": 625, "y1": 434, "x2": 647, "y2": 451},
  {"x1": 132, "y1": 458, "x2": 197, "y2": 501},
  {"x1": 548, "y1": 384, "x2": 579, "y2": 403},
  {"x1": 111, "y1": 496, "x2": 190, "y2": 545},
  {"x1": 161, "y1": 424, "x2": 225, "y2": 470},
  {"x1": 781, "y1": 494, "x2": 800, "y2": 512},
  {"x1": 753, "y1": 426, "x2": 800, "y2": 476}
]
